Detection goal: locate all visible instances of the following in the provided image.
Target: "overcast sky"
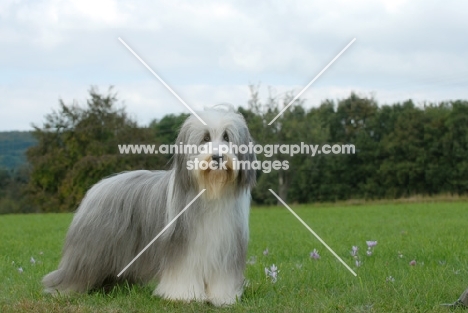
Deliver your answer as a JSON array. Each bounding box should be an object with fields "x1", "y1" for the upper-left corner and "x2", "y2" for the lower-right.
[{"x1": 1, "y1": 0, "x2": 467, "y2": 131}]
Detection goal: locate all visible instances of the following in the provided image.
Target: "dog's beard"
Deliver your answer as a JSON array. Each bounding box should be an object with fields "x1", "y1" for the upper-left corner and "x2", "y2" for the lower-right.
[{"x1": 192, "y1": 154, "x2": 238, "y2": 199}]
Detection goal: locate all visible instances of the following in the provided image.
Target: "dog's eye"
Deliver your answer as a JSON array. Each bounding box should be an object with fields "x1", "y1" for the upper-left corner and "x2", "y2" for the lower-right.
[
  {"x1": 204, "y1": 135, "x2": 210, "y2": 142},
  {"x1": 223, "y1": 133, "x2": 229, "y2": 142}
]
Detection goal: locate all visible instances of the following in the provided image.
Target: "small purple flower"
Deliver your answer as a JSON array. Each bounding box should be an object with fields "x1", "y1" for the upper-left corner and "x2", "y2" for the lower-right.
[
  {"x1": 350, "y1": 246, "x2": 359, "y2": 257},
  {"x1": 409, "y1": 260, "x2": 416, "y2": 266},
  {"x1": 355, "y1": 260, "x2": 362, "y2": 267},
  {"x1": 263, "y1": 248, "x2": 269, "y2": 256},
  {"x1": 270, "y1": 272, "x2": 277, "y2": 282},
  {"x1": 310, "y1": 249, "x2": 320, "y2": 260},
  {"x1": 366, "y1": 241, "x2": 378, "y2": 248},
  {"x1": 265, "y1": 264, "x2": 279, "y2": 283}
]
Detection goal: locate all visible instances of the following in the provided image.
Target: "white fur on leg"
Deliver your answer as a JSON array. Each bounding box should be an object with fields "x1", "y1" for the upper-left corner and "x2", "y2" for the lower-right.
[
  {"x1": 154, "y1": 267, "x2": 207, "y2": 302},
  {"x1": 205, "y1": 271, "x2": 243, "y2": 306},
  {"x1": 153, "y1": 275, "x2": 206, "y2": 302}
]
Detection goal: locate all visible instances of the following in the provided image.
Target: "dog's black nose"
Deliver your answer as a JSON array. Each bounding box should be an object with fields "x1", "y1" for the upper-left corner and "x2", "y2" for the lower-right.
[{"x1": 212, "y1": 154, "x2": 223, "y2": 162}]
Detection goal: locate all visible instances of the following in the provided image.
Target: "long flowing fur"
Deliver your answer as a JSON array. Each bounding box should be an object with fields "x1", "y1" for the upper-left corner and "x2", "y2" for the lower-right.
[{"x1": 42, "y1": 105, "x2": 256, "y2": 306}]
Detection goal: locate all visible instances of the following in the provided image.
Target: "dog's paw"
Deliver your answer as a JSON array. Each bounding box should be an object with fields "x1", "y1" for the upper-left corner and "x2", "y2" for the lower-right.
[
  {"x1": 206, "y1": 284, "x2": 242, "y2": 306},
  {"x1": 153, "y1": 284, "x2": 206, "y2": 303},
  {"x1": 207, "y1": 294, "x2": 239, "y2": 307},
  {"x1": 205, "y1": 276, "x2": 243, "y2": 306},
  {"x1": 43, "y1": 286, "x2": 78, "y2": 297}
]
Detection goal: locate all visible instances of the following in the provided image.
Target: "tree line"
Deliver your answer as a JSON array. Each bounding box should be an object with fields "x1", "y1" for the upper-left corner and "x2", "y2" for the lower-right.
[
  {"x1": 0, "y1": 86, "x2": 467, "y2": 213},
  {"x1": 0, "y1": 131, "x2": 36, "y2": 169}
]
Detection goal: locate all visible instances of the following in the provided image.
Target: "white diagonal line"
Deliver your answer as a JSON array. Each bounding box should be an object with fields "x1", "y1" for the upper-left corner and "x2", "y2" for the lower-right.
[
  {"x1": 118, "y1": 37, "x2": 207, "y2": 126},
  {"x1": 117, "y1": 189, "x2": 206, "y2": 277},
  {"x1": 268, "y1": 38, "x2": 356, "y2": 125},
  {"x1": 269, "y1": 189, "x2": 357, "y2": 277}
]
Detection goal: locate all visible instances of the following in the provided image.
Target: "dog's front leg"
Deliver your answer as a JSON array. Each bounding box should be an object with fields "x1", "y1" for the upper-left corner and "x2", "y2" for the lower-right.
[
  {"x1": 205, "y1": 270, "x2": 243, "y2": 306},
  {"x1": 153, "y1": 264, "x2": 206, "y2": 303}
]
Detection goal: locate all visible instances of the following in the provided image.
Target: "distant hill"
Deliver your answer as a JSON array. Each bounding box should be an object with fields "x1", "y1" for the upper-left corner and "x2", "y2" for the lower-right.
[{"x1": 0, "y1": 131, "x2": 37, "y2": 169}]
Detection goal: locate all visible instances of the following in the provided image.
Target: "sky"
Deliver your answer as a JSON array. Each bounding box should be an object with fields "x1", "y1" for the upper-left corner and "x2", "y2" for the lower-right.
[{"x1": 1, "y1": 0, "x2": 467, "y2": 131}]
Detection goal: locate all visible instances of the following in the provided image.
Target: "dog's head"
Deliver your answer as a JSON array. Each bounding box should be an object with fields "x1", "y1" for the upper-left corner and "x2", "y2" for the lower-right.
[{"x1": 173, "y1": 105, "x2": 256, "y2": 199}]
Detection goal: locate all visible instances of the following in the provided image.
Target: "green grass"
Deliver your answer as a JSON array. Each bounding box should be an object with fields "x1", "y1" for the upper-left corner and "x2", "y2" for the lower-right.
[{"x1": 1, "y1": 202, "x2": 467, "y2": 312}]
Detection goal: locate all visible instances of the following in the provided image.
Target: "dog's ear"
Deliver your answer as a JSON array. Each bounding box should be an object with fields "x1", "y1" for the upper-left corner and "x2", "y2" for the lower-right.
[
  {"x1": 237, "y1": 128, "x2": 257, "y2": 190},
  {"x1": 171, "y1": 119, "x2": 192, "y2": 191}
]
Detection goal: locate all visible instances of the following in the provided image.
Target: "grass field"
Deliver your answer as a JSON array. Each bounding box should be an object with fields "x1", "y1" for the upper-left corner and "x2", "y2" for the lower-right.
[{"x1": 1, "y1": 201, "x2": 467, "y2": 312}]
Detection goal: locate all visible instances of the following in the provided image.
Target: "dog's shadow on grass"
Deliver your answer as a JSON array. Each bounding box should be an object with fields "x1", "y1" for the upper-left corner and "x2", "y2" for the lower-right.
[
  {"x1": 44, "y1": 279, "x2": 271, "y2": 311},
  {"x1": 88, "y1": 280, "x2": 161, "y2": 300},
  {"x1": 95, "y1": 281, "x2": 262, "y2": 310}
]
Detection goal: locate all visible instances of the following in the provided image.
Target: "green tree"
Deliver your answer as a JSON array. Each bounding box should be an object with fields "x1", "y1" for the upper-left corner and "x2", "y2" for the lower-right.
[
  {"x1": 378, "y1": 101, "x2": 427, "y2": 197},
  {"x1": 26, "y1": 87, "x2": 164, "y2": 212},
  {"x1": 240, "y1": 85, "x2": 308, "y2": 204},
  {"x1": 443, "y1": 100, "x2": 468, "y2": 193},
  {"x1": 149, "y1": 113, "x2": 190, "y2": 165}
]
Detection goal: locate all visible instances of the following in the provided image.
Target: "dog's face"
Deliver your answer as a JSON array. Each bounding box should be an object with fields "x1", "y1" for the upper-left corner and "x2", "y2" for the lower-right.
[{"x1": 173, "y1": 107, "x2": 256, "y2": 199}]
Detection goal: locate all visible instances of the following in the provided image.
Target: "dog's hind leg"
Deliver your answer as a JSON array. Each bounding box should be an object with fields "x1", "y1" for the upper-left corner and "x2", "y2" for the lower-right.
[
  {"x1": 42, "y1": 236, "x2": 111, "y2": 294},
  {"x1": 42, "y1": 250, "x2": 98, "y2": 295}
]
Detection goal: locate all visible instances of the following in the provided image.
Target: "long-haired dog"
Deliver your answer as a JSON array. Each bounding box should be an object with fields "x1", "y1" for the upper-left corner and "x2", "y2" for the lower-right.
[{"x1": 42, "y1": 105, "x2": 256, "y2": 306}]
